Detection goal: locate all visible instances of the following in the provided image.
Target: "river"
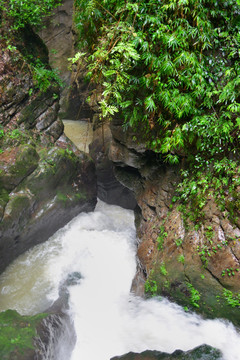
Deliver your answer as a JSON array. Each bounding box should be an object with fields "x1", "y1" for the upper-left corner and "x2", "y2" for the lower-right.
[{"x1": 0, "y1": 201, "x2": 239, "y2": 360}]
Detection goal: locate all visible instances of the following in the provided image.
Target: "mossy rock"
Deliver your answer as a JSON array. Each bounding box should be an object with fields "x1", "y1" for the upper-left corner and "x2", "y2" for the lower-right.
[
  {"x1": 0, "y1": 144, "x2": 97, "y2": 274},
  {"x1": 25, "y1": 147, "x2": 85, "y2": 198},
  {"x1": 147, "y1": 259, "x2": 240, "y2": 326},
  {"x1": 0, "y1": 188, "x2": 9, "y2": 219},
  {"x1": 111, "y1": 345, "x2": 222, "y2": 360},
  {"x1": 0, "y1": 309, "x2": 47, "y2": 360},
  {"x1": 17, "y1": 88, "x2": 59, "y2": 129},
  {"x1": 0, "y1": 144, "x2": 39, "y2": 191}
]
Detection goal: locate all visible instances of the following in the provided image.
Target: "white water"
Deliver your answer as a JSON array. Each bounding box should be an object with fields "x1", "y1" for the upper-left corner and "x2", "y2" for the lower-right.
[{"x1": 0, "y1": 201, "x2": 240, "y2": 360}]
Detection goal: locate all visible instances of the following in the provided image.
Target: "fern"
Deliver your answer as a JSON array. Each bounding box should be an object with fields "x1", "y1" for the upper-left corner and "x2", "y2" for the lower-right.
[{"x1": 73, "y1": 0, "x2": 240, "y2": 163}]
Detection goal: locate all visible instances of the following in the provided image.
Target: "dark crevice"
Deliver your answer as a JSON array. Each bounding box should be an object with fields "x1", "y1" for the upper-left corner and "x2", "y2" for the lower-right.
[
  {"x1": 205, "y1": 267, "x2": 225, "y2": 288},
  {"x1": 229, "y1": 246, "x2": 240, "y2": 263},
  {"x1": 147, "y1": 203, "x2": 157, "y2": 213}
]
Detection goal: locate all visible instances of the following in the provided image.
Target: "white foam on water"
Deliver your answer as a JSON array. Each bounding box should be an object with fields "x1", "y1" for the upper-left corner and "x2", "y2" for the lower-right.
[{"x1": 0, "y1": 200, "x2": 239, "y2": 360}]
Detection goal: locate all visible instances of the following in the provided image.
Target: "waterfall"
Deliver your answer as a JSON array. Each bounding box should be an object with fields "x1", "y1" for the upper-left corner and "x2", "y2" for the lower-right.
[{"x1": 0, "y1": 201, "x2": 239, "y2": 360}]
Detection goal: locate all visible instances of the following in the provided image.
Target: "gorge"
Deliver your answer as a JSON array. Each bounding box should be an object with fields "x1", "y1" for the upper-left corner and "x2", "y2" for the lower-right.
[
  {"x1": 0, "y1": 201, "x2": 240, "y2": 360},
  {"x1": 0, "y1": 0, "x2": 240, "y2": 359}
]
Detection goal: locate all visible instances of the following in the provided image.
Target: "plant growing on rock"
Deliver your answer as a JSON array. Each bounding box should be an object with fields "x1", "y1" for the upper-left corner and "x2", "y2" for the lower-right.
[
  {"x1": 186, "y1": 282, "x2": 201, "y2": 308},
  {"x1": 178, "y1": 254, "x2": 185, "y2": 265},
  {"x1": 157, "y1": 225, "x2": 168, "y2": 250},
  {"x1": 145, "y1": 270, "x2": 158, "y2": 296},
  {"x1": 222, "y1": 289, "x2": 240, "y2": 308},
  {"x1": 0, "y1": 0, "x2": 62, "y2": 30},
  {"x1": 160, "y1": 263, "x2": 168, "y2": 276},
  {"x1": 73, "y1": 0, "x2": 240, "y2": 165},
  {"x1": 0, "y1": 0, "x2": 63, "y2": 94},
  {"x1": 175, "y1": 158, "x2": 240, "y2": 225},
  {"x1": 0, "y1": 310, "x2": 47, "y2": 358}
]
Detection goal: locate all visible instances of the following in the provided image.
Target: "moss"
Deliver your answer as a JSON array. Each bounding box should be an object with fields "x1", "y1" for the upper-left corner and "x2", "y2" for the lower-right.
[
  {"x1": 1, "y1": 195, "x2": 31, "y2": 229},
  {"x1": 0, "y1": 144, "x2": 39, "y2": 192},
  {"x1": 56, "y1": 191, "x2": 69, "y2": 203},
  {"x1": 0, "y1": 310, "x2": 47, "y2": 359},
  {"x1": 14, "y1": 145, "x2": 39, "y2": 177},
  {"x1": 17, "y1": 88, "x2": 58, "y2": 128},
  {"x1": 0, "y1": 129, "x2": 35, "y2": 151},
  {"x1": 56, "y1": 190, "x2": 87, "y2": 206},
  {"x1": 75, "y1": 192, "x2": 87, "y2": 201},
  {"x1": 0, "y1": 188, "x2": 9, "y2": 207},
  {"x1": 146, "y1": 260, "x2": 240, "y2": 326},
  {"x1": 0, "y1": 187, "x2": 9, "y2": 218}
]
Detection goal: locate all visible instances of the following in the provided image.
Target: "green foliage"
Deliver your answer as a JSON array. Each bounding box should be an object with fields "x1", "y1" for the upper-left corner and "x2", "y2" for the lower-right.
[
  {"x1": 221, "y1": 267, "x2": 239, "y2": 277},
  {"x1": 176, "y1": 158, "x2": 240, "y2": 224},
  {"x1": 0, "y1": 0, "x2": 62, "y2": 30},
  {"x1": 157, "y1": 225, "x2": 168, "y2": 250},
  {"x1": 0, "y1": 1, "x2": 63, "y2": 94},
  {"x1": 56, "y1": 191, "x2": 68, "y2": 202},
  {"x1": 145, "y1": 270, "x2": 158, "y2": 296},
  {"x1": 0, "y1": 125, "x2": 4, "y2": 152},
  {"x1": 0, "y1": 128, "x2": 28, "y2": 150},
  {"x1": 160, "y1": 263, "x2": 168, "y2": 276},
  {"x1": 7, "y1": 129, "x2": 21, "y2": 140},
  {"x1": 178, "y1": 254, "x2": 185, "y2": 264},
  {"x1": 186, "y1": 282, "x2": 201, "y2": 308},
  {"x1": 222, "y1": 289, "x2": 240, "y2": 307},
  {"x1": 0, "y1": 127, "x2": 4, "y2": 139},
  {"x1": 31, "y1": 62, "x2": 63, "y2": 93},
  {"x1": 197, "y1": 243, "x2": 211, "y2": 267},
  {"x1": 73, "y1": 0, "x2": 240, "y2": 163},
  {"x1": 0, "y1": 310, "x2": 46, "y2": 358},
  {"x1": 175, "y1": 238, "x2": 183, "y2": 247}
]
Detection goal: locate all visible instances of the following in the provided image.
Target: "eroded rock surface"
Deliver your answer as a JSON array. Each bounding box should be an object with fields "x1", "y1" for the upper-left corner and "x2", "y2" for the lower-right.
[
  {"x1": 0, "y1": 37, "x2": 61, "y2": 143},
  {"x1": 107, "y1": 118, "x2": 240, "y2": 324},
  {"x1": 0, "y1": 27, "x2": 97, "y2": 275},
  {"x1": 110, "y1": 345, "x2": 222, "y2": 360},
  {"x1": 89, "y1": 124, "x2": 137, "y2": 210},
  {"x1": 0, "y1": 143, "x2": 97, "y2": 274}
]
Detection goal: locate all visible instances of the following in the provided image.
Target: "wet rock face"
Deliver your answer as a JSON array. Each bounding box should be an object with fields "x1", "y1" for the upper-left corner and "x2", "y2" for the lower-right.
[
  {"x1": 0, "y1": 19, "x2": 98, "y2": 276},
  {"x1": 110, "y1": 345, "x2": 222, "y2": 360},
  {"x1": 0, "y1": 309, "x2": 76, "y2": 360},
  {"x1": 35, "y1": 312, "x2": 76, "y2": 360},
  {"x1": 39, "y1": 0, "x2": 73, "y2": 89},
  {"x1": 0, "y1": 48, "x2": 32, "y2": 126},
  {"x1": 0, "y1": 146, "x2": 97, "y2": 274},
  {"x1": 107, "y1": 118, "x2": 240, "y2": 324},
  {"x1": 89, "y1": 124, "x2": 137, "y2": 210},
  {"x1": 38, "y1": 0, "x2": 95, "y2": 120},
  {"x1": 0, "y1": 42, "x2": 61, "y2": 142},
  {"x1": 0, "y1": 145, "x2": 39, "y2": 192},
  {"x1": 136, "y1": 176, "x2": 240, "y2": 323}
]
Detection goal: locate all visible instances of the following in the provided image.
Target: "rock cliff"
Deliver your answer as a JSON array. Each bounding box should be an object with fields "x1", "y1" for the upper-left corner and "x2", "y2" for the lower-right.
[
  {"x1": 103, "y1": 117, "x2": 240, "y2": 325},
  {"x1": 0, "y1": 21, "x2": 97, "y2": 275},
  {"x1": 0, "y1": 13, "x2": 97, "y2": 358}
]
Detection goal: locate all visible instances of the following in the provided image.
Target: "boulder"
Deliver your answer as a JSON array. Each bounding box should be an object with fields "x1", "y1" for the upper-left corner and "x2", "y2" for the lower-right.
[
  {"x1": 110, "y1": 345, "x2": 222, "y2": 360},
  {"x1": 0, "y1": 145, "x2": 97, "y2": 274},
  {"x1": 0, "y1": 308, "x2": 76, "y2": 360}
]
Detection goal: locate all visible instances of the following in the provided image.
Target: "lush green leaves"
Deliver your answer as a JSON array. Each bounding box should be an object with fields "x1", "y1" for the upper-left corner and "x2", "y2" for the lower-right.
[
  {"x1": 0, "y1": 0, "x2": 62, "y2": 30},
  {"x1": 74, "y1": 0, "x2": 240, "y2": 163}
]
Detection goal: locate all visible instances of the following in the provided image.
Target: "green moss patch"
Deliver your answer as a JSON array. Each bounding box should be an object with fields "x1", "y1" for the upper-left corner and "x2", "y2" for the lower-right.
[
  {"x1": 0, "y1": 310, "x2": 47, "y2": 359},
  {"x1": 145, "y1": 260, "x2": 240, "y2": 326}
]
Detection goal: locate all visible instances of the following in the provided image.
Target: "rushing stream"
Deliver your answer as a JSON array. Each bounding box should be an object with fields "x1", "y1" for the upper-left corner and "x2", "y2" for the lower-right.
[{"x1": 0, "y1": 201, "x2": 240, "y2": 360}]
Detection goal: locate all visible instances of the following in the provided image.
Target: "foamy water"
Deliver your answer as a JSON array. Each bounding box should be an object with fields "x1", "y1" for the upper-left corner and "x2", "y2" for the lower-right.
[{"x1": 0, "y1": 201, "x2": 239, "y2": 360}]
